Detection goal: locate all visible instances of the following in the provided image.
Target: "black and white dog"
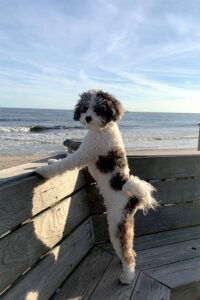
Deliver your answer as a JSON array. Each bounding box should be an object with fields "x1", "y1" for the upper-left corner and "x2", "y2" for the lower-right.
[{"x1": 36, "y1": 89, "x2": 157, "y2": 284}]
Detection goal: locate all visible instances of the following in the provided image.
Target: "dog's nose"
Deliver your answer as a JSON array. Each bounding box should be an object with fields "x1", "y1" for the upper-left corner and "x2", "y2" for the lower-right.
[{"x1": 85, "y1": 116, "x2": 92, "y2": 123}]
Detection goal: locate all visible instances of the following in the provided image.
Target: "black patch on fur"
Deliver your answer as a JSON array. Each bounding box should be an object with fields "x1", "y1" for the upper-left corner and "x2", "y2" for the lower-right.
[
  {"x1": 74, "y1": 92, "x2": 90, "y2": 121},
  {"x1": 94, "y1": 90, "x2": 124, "y2": 123},
  {"x1": 125, "y1": 196, "x2": 139, "y2": 211},
  {"x1": 110, "y1": 172, "x2": 128, "y2": 190},
  {"x1": 96, "y1": 149, "x2": 126, "y2": 173}
]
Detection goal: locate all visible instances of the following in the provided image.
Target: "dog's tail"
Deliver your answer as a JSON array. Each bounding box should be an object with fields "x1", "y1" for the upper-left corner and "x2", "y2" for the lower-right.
[{"x1": 122, "y1": 175, "x2": 158, "y2": 214}]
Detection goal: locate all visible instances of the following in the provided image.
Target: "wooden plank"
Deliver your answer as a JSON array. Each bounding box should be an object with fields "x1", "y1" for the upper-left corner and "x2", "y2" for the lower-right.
[
  {"x1": 0, "y1": 189, "x2": 89, "y2": 293},
  {"x1": 128, "y1": 155, "x2": 200, "y2": 180},
  {"x1": 63, "y1": 139, "x2": 200, "y2": 179},
  {"x1": 153, "y1": 178, "x2": 200, "y2": 205},
  {"x1": 171, "y1": 281, "x2": 200, "y2": 300},
  {"x1": 87, "y1": 177, "x2": 200, "y2": 215},
  {"x1": 98, "y1": 236, "x2": 200, "y2": 273},
  {"x1": 52, "y1": 247, "x2": 113, "y2": 300},
  {"x1": 90, "y1": 258, "x2": 139, "y2": 300},
  {"x1": 0, "y1": 169, "x2": 86, "y2": 236},
  {"x1": 84, "y1": 174, "x2": 200, "y2": 216},
  {"x1": 135, "y1": 202, "x2": 200, "y2": 236},
  {"x1": 136, "y1": 238, "x2": 200, "y2": 270},
  {"x1": 98, "y1": 226, "x2": 200, "y2": 254},
  {"x1": 85, "y1": 185, "x2": 105, "y2": 214},
  {"x1": 130, "y1": 272, "x2": 170, "y2": 300},
  {"x1": 134, "y1": 225, "x2": 200, "y2": 251},
  {"x1": 0, "y1": 153, "x2": 67, "y2": 183},
  {"x1": 92, "y1": 202, "x2": 200, "y2": 242},
  {"x1": 92, "y1": 214, "x2": 109, "y2": 243},
  {"x1": 2, "y1": 218, "x2": 95, "y2": 299},
  {"x1": 145, "y1": 257, "x2": 200, "y2": 291}
]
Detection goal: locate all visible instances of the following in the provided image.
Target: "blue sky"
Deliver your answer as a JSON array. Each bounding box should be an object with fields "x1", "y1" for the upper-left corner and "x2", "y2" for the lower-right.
[{"x1": 1, "y1": 0, "x2": 200, "y2": 112}]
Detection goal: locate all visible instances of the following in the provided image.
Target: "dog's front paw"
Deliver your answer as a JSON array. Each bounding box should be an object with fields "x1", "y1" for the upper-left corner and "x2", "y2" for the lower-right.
[{"x1": 35, "y1": 164, "x2": 58, "y2": 179}]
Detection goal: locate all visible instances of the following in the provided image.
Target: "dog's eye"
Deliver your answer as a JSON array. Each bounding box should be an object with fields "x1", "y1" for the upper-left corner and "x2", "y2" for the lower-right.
[
  {"x1": 81, "y1": 106, "x2": 88, "y2": 113},
  {"x1": 78, "y1": 100, "x2": 89, "y2": 114},
  {"x1": 94, "y1": 104, "x2": 113, "y2": 122},
  {"x1": 94, "y1": 105, "x2": 101, "y2": 116}
]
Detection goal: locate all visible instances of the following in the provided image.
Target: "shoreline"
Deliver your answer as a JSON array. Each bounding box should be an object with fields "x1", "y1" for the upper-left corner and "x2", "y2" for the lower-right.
[{"x1": 0, "y1": 148, "x2": 200, "y2": 171}]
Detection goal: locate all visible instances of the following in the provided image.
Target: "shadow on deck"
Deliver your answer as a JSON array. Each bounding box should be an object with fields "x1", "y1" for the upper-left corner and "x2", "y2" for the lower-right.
[{"x1": 0, "y1": 143, "x2": 200, "y2": 299}]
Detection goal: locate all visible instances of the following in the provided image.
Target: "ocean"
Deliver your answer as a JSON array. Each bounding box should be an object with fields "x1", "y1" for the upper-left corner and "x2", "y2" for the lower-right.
[{"x1": 0, "y1": 107, "x2": 199, "y2": 155}]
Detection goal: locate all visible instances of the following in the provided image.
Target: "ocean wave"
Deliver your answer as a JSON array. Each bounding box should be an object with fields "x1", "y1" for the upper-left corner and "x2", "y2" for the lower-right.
[
  {"x1": 0, "y1": 126, "x2": 30, "y2": 133},
  {"x1": 0, "y1": 118, "x2": 28, "y2": 122},
  {"x1": 0, "y1": 125, "x2": 84, "y2": 133},
  {"x1": 30, "y1": 125, "x2": 83, "y2": 132}
]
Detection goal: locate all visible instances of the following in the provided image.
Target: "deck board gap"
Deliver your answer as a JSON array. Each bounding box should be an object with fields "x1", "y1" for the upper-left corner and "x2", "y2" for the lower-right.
[
  {"x1": 141, "y1": 254, "x2": 200, "y2": 271},
  {"x1": 140, "y1": 271, "x2": 171, "y2": 289}
]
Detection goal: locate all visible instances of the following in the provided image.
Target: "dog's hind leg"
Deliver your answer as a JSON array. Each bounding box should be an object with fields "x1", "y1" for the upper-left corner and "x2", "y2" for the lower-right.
[{"x1": 107, "y1": 209, "x2": 136, "y2": 285}]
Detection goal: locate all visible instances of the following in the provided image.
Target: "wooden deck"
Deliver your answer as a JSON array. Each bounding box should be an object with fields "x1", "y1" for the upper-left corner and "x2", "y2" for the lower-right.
[
  {"x1": 52, "y1": 225, "x2": 200, "y2": 300},
  {"x1": 0, "y1": 144, "x2": 200, "y2": 299}
]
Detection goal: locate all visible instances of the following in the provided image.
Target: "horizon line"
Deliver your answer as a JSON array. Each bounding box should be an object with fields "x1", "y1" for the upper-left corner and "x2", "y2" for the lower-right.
[{"x1": 1, "y1": 106, "x2": 200, "y2": 114}]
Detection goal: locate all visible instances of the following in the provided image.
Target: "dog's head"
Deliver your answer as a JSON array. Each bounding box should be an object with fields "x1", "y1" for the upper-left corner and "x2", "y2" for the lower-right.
[{"x1": 74, "y1": 89, "x2": 124, "y2": 129}]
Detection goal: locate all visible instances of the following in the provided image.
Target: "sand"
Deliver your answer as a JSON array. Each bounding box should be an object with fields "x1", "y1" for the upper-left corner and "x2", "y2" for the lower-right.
[{"x1": 0, "y1": 154, "x2": 50, "y2": 171}]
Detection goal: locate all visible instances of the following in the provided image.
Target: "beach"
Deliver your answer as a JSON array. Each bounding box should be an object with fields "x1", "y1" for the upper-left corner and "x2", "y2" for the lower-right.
[
  {"x1": 1, "y1": 107, "x2": 200, "y2": 171},
  {"x1": 0, "y1": 153, "x2": 50, "y2": 170}
]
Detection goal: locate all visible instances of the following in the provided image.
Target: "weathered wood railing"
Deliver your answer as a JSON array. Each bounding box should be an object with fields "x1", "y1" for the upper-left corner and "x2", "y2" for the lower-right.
[
  {"x1": 64, "y1": 139, "x2": 200, "y2": 241},
  {"x1": 0, "y1": 164, "x2": 94, "y2": 299},
  {"x1": 87, "y1": 155, "x2": 200, "y2": 242},
  {"x1": 1, "y1": 144, "x2": 200, "y2": 299}
]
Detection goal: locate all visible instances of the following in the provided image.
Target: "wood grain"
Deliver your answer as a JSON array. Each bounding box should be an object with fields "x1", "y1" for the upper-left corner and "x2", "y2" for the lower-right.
[
  {"x1": 92, "y1": 201, "x2": 200, "y2": 242},
  {"x1": 2, "y1": 218, "x2": 95, "y2": 300},
  {"x1": 84, "y1": 177, "x2": 200, "y2": 215},
  {"x1": 137, "y1": 238, "x2": 200, "y2": 270},
  {"x1": 62, "y1": 141, "x2": 200, "y2": 179},
  {"x1": 130, "y1": 272, "x2": 170, "y2": 300},
  {"x1": 154, "y1": 177, "x2": 200, "y2": 205},
  {"x1": 135, "y1": 201, "x2": 200, "y2": 236},
  {"x1": 145, "y1": 256, "x2": 200, "y2": 289},
  {"x1": 0, "y1": 169, "x2": 86, "y2": 236},
  {"x1": 0, "y1": 189, "x2": 89, "y2": 293},
  {"x1": 98, "y1": 225, "x2": 200, "y2": 255},
  {"x1": 52, "y1": 247, "x2": 113, "y2": 300},
  {"x1": 128, "y1": 155, "x2": 200, "y2": 180},
  {"x1": 90, "y1": 258, "x2": 139, "y2": 300},
  {"x1": 171, "y1": 281, "x2": 200, "y2": 300}
]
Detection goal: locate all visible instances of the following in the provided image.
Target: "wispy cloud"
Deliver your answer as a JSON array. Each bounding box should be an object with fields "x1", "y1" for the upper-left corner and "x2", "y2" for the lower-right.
[{"x1": 0, "y1": 0, "x2": 200, "y2": 112}]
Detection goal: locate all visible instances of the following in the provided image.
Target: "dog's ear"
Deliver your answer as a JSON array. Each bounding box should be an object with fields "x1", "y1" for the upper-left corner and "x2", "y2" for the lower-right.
[
  {"x1": 96, "y1": 91, "x2": 124, "y2": 122},
  {"x1": 110, "y1": 96, "x2": 124, "y2": 121},
  {"x1": 74, "y1": 92, "x2": 91, "y2": 121},
  {"x1": 73, "y1": 100, "x2": 81, "y2": 121}
]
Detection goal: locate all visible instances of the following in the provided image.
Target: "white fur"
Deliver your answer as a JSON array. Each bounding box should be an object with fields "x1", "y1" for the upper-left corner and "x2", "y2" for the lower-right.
[
  {"x1": 36, "y1": 90, "x2": 157, "y2": 284},
  {"x1": 122, "y1": 175, "x2": 157, "y2": 215},
  {"x1": 120, "y1": 264, "x2": 136, "y2": 284}
]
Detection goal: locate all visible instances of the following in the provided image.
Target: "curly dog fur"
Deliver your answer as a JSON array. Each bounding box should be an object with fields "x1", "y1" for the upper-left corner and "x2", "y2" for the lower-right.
[{"x1": 36, "y1": 89, "x2": 157, "y2": 284}]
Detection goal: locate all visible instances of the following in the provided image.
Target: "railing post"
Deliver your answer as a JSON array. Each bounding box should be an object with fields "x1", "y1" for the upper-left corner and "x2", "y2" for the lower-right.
[{"x1": 198, "y1": 124, "x2": 200, "y2": 151}]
